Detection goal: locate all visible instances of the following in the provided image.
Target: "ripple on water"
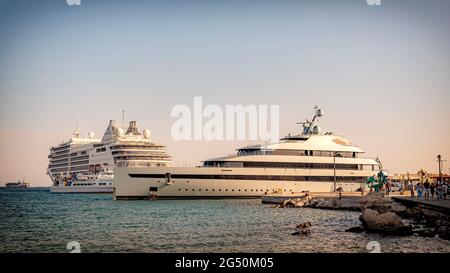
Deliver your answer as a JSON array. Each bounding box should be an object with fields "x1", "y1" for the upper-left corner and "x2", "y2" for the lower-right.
[{"x1": 0, "y1": 189, "x2": 449, "y2": 253}]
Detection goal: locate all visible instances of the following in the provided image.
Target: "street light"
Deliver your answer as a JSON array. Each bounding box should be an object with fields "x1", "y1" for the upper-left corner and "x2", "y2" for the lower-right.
[
  {"x1": 333, "y1": 152, "x2": 342, "y2": 192},
  {"x1": 437, "y1": 155, "x2": 443, "y2": 184}
]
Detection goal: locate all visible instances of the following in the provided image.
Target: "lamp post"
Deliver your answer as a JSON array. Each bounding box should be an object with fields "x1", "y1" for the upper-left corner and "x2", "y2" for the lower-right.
[
  {"x1": 437, "y1": 155, "x2": 443, "y2": 184},
  {"x1": 333, "y1": 152, "x2": 342, "y2": 192}
]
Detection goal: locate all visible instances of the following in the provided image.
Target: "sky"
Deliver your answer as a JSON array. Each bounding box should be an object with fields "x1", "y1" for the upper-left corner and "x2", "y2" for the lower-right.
[{"x1": 0, "y1": 0, "x2": 449, "y2": 186}]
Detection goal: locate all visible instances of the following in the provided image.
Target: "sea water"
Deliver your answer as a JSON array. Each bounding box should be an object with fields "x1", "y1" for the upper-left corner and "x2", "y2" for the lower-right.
[{"x1": 0, "y1": 188, "x2": 449, "y2": 253}]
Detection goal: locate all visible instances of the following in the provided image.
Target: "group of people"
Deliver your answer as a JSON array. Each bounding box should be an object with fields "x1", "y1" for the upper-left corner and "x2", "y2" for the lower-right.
[{"x1": 408, "y1": 180, "x2": 448, "y2": 200}]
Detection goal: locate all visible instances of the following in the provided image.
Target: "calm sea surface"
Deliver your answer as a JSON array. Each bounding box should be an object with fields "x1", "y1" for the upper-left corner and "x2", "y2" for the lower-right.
[{"x1": 0, "y1": 188, "x2": 449, "y2": 253}]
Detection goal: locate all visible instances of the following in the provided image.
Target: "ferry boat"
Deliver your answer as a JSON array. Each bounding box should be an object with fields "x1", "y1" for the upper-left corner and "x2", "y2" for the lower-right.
[
  {"x1": 5, "y1": 180, "x2": 31, "y2": 189},
  {"x1": 48, "y1": 120, "x2": 171, "y2": 193},
  {"x1": 113, "y1": 106, "x2": 381, "y2": 200}
]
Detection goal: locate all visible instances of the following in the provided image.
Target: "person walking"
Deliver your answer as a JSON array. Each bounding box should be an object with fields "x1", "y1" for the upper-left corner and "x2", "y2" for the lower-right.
[
  {"x1": 436, "y1": 182, "x2": 443, "y2": 200},
  {"x1": 409, "y1": 180, "x2": 414, "y2": 197},
  {"x1": 385, "y1": 182, "x2": 391, "y2": 196},
  {"x1": 416, "y1": 182, "x2": 424, "y2": 200},
  {"x1": 423, "y1": 180, "x2": 431, "y2": 200},
  {"x1": 430, "y1": 182, "x2": 436, "y2": 199},
  {"x1": 443, "y1": 182, "x2": 448, "y2": 200}
]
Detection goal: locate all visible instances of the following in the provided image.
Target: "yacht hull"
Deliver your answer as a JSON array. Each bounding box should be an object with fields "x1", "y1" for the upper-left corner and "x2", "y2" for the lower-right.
[
  {"x1": 113, "y1": 166, "x2": 375, "y2": 200},
  {"x1": 50, "y1": 186, "x2": 114, "y2": 193}
]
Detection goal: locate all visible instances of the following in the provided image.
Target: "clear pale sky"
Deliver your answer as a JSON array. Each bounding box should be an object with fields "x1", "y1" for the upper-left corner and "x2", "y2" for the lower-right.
[{"x1": 0, "y1": 0, "x2": 449, "y2": 186}]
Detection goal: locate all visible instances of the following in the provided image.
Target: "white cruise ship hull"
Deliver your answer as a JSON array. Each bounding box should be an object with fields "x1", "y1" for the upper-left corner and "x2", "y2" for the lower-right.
[
  {"x1": 113, "y1": 166, "x2": 376, "y2": 200},
  {"x1": 50, "y1": 185, "x2": 114, "y2": 193}
]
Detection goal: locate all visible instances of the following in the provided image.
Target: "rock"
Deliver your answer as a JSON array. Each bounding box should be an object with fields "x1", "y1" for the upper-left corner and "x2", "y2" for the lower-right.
[
  {"x1": 289, "y1": 200, "x2": 305, "y2": 207},
  {"x1": 415, "y1": 228, "x2": 436, "y2": 238},
  {"x1": 315, "y1": 199, "x2": 334, "y2": 209},
  {"x1": 345, "y1": 226, "x2": 365, "y2": 233},
  {"x1": 296, "y1": 222, "x2": 312, "y2": 229},
  {"x1": 301, "y1": 229, "x2": 311, "y2": 236},
  {"x1": 359, "y1": 192, "x2": 392, "y2": 213},
  {"x1": 359, "y1": 209, "x2": 413, "y2": 236},
  {"x1": 391, "y1": 203, "x2": 407, "y2": 214},
  {"x1": 292, "y1": 229, "x2": 311, "y2": 236},
  {"x1": 437, "y1": 225, "x2": 450, "y2": 240}
]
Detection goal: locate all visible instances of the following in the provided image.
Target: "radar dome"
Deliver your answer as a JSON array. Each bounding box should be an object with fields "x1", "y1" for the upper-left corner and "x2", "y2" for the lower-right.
[
  {"x1": 87, "y1": 132, "x2": 94, "y2": 139},
  {"x1": 316, "y1": 108, "x2": 324, "y2": 117},
  {"x1": 117, "y1": 127, "x2": 124, "y2": 137},
  {"x1": 143, "y1": 129, "x2": 151, "y2": 139},
  {"x1": 312, "y1": 125, "x2": 321, "y2": 134}
]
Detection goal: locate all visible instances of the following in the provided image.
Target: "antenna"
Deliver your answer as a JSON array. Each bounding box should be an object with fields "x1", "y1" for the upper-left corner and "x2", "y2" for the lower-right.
[
  {"x1": 122, "y1": 110, "x2": 125, "y2": 128},
  {"x1": 296, "y1": 106, "x2": 323, "y2": 135},
  {"x1": 73, "y1": 122, "x2": 81, "y2": 138}
]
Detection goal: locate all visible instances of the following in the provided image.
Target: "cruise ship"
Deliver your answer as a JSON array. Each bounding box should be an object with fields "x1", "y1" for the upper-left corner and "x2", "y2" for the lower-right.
[
  {"x1": 48, "y1": 120, "x2": 171, "y2": 193},
  {"x1": 113, "y1": 107, "x2": 381, "y2": 199}
]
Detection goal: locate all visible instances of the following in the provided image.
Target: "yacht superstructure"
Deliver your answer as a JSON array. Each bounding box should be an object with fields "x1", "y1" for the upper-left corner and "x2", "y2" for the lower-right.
[
  {"x1": 113, "y1": 107, "x2": 381, "y2": 199},
  {"x1": 48, "y1": 120, "x2": 171, "y2": 193}
]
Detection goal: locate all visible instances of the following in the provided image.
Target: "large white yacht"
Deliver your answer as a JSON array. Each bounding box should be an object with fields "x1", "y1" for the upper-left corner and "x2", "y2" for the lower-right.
[
  {"x1": 113, "y1": 107, "x2": 381, "y2": 199},
  {"x1": 48, "y1": 120, "x2": 171, "y2": 193}
]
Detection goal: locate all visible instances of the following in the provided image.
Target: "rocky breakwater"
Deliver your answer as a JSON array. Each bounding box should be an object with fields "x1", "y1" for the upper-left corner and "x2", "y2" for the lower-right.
[
  {"x1": 396, "y1": 205, "x2": 450, "y2": 240},
  {"x1": 271, "y1": 194, "x2": 361, "y2": 210},
  {"x1": 270, "y1": 192, "x2": 450, "y2": 239},
  {"x1": 349, "y1": 192, "x2": 450, "y2": 239},
  {"x1": 348, "y1": 192, "x2": 412, "y2": 236}
]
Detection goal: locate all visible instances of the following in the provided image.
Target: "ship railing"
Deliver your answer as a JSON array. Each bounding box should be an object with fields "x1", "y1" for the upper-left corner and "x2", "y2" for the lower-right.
[{"x1": 115, "y1": 160, "x2": 169, "y2": 168}]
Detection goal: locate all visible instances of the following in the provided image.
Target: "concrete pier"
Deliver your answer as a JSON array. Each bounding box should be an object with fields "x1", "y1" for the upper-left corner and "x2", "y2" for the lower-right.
[{"x1": 392, "y1": 196, "x2": 450, "y2": 214}]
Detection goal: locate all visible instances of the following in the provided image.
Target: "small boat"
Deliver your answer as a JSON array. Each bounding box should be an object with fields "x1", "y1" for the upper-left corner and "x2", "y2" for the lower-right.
[{"x1": 5, "y1": 179, "x2": 31, "y2": 189}]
